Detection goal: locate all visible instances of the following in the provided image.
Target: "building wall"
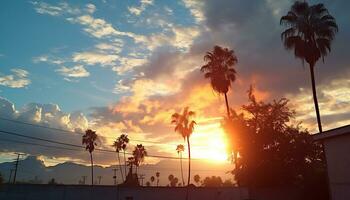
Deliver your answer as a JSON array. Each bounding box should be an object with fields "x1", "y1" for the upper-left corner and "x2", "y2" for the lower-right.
[
  {"x1": 324, "y1": 133, "x2": 350, "y2": 200},
  {"x1": 0, "y1": 184, "x2": 302, "y2": 200}
]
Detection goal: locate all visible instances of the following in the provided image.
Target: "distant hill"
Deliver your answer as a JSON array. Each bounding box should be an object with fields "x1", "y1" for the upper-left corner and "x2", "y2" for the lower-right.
[{"x1": 0, "y1": 156, "x2": 233, "y2": 185}]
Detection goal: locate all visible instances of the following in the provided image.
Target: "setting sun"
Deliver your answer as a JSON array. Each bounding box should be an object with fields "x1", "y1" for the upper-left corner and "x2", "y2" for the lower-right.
[{"x1": 191, "y1": 120, "x2": 229, "y2": 163}]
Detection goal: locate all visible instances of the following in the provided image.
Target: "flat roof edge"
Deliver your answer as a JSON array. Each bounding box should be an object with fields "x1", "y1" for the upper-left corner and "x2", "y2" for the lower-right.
[{"x1": 313, "y1": 124, "x2": 350, "y2": 141}]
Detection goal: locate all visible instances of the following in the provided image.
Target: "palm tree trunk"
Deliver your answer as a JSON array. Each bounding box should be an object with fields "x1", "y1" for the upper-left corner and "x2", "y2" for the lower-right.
[
  {"x1": 187, "y1": 136, "x2": 191, "y2": 186},
  {"x1": 309, "y1": 64, "x2": 323, "y2": 133},
  {"x1": 90, "y1": 152, "x2": 94, "y2": 186},
  {"x1": 234, "y1": 151, "x2": 239, "y2": 186},
  {"x1": 180, "y1": 153, "x2": 185, "y2": 186},
  {"x1": 224, "y1": 92, "x2": 230, "y2": 117},
  {"x1": 123, "y1": 151, "x2": 127, "y2": 181},
  {"x1": 117, "y1": 152, "x2": 124, "y2": 182},
  {"x1": 185, "y1": 136, "x2": 191, "y2": 200}
]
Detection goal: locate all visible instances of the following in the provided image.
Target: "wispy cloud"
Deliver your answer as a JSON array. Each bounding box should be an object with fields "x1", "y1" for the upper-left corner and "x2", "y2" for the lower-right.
[
  {"x1": 55, "y1": 65, "x2": 90, "y2": 78},
  {"x1": 31, "y1": 1, "x2": 82, "y2": 16},
  {"x1": 72, "y1": 52, "x2": 119, "y2": 66},
  {"x1": 128, "y1": 0, "x2": 153, "y2": 16},
  {"x1": 0, "y1": 68, "x2": 31, "y2": 88}
]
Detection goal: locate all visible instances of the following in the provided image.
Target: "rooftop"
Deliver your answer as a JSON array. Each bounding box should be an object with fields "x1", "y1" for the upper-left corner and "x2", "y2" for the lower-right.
[{"x1": 313, "y1": 124, "x2": 350, "y2": 141}]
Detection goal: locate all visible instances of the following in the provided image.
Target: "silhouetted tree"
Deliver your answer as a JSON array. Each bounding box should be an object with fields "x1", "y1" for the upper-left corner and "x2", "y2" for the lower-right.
[
  {"x1": 176, "y1": 144, "x2": 185, "y2": 186},
  {"x1": 223, "y1": 179, "x2": 234, "y2": 187},
  {"x1": 193, "y1": 174, "x2": 201, "y2": 186},
  {"x1": 132, "y1": 144, "x2": 147, "y2": 174},
  {"x1": 200, "y1": 45, "x2": 239, "y2": 178},
  {"x1": 123, "y1": 156, "x2": 140, "y2": 186},
  {"x1": 202, "y1": 176, "x2": 223, "y2": 187},
  {"x1": 200, "y1": 45, "x2": 238, "y2": 118},
  {"x1": 82, "y1": 129, "x2": 98, "y2": 186},
  {"x1": 168, "y1": 174, "x2": 178, "y2": 187},
  {"x1": 223, "y1": 87, "x2": 328, "y2": 199},
  {"x1": 156, "y1": 172, "x2": 160, "y2": 186},
  {"x1": 117, "y1": 134, "x2": 129, "y2": 180},
  {"x1": 171, "y1": 107, "x2": 196, "y2": 186},
  {"x1": 280, "y1": 1, "x2": 338, "y2": 133},
  {"x1": 150, "y1": 176, "x2": 155, "y2": 186},
  {"x1": 112, "y1": 136, "x2": 125, "y2": 182},
  {"x1": 0, "y1": 172, "x2": 3, "y2": 185},
  {"x1": 48, "y1": 178, "x2": 57, "y2": 185}
]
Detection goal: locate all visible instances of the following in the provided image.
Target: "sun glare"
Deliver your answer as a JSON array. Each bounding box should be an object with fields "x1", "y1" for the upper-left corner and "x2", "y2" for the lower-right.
[{"x1": 191, "y1": 121, "x2": 229, "y2": 163}]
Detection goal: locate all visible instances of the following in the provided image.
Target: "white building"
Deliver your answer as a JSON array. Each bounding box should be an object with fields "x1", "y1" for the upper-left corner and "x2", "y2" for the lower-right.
[{"x1": 313, "y1": 125, "x2": 350, "y2": 200}]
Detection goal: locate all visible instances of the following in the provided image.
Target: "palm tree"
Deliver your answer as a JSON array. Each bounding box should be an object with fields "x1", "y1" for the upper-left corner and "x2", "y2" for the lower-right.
[
  {"x1": 82, "y1": 129, "x2": 98, "y2": 186},
  {"x1": 117, "y1": 134, "x2": 129, "y2": 178},
  {"x1": 171, "y1": 107, "x2": 196, "y2": 186},
  {"x1": 150, "y1": 176, "x2": 155, "y2": 186},
  {"x1": 112, "y1": 138, "x2": 124, "y2": 182},
  {"x1": 280, "y1": 1, "x2": 338, "y2": 133},
  {"x1": 176, "y1": 144, "x2": 185, "y2": 186},
  {"x1": 200, "y1": 45, "x2": 238, "y2": 117},
  {"x1": 155, "y1": 172, "x2": 160, "y2": 186},
  {"x1": 132, "y1": 144, "x2": 147, "y2": 174}
]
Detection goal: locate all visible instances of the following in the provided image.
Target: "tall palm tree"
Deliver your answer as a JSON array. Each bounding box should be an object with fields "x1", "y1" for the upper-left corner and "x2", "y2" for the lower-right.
[
  {"x1": 200, "y1": 45, "x2": 238, "y2": 117},
  {"x1": 117, "y1": 134, "x2": 129, "y2": 179},
  {"x1": 82, "y1": 129, "x2": 98, "y2": 186},
  {"x1": 112, "y1": 138, "x2": 124, "y2": 182},
  {"x1": 280, "y1": 1, "x2": 338, "y2": 133},
  {"x1": 132, "y1": 144, "x2": 147, "y2": 174},
  {"x1": 176, "y1": 144, "x2": 185, "y2": 186},
  {"x1": 155, "y1": 172, "x2": 160, "y2": 186},
  {"x1": 171, "y1": 107, "x2": 196, "y2": 186}
]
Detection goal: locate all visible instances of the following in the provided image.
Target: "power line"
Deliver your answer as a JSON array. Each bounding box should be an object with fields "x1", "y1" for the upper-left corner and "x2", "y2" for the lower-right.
[
  {"x1": 0, "y1": 117, "x2": 196, "y2": 146},
  {"x1": 0, "y1": 138, "x2": 85, "y2": 152},
  {"x1": 0, "y1": 129, "x2": 200, "y2": 160}
]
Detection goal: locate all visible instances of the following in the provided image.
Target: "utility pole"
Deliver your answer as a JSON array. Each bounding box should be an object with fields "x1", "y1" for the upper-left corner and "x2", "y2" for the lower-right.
[
  {"x1": 112, "y1": 168, "x2": 118, "y2": 185},
  {"x1": 13, "y1": 153, "x2": 24, "y2": 184},
  {"x1": 138, "y1": 174, "x2": 145, "y2": 186},
  {"x1": 98, "y1": 176, "x2": 102, "y2": 185},
  {"x1": 8, "y1": 169, "x2": 14, "y2": 183}
]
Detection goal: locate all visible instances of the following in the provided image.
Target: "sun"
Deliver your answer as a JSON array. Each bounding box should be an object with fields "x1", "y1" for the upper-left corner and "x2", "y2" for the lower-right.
[{"x1": 190, "y1": 121, "x2": 230, "y2": 163}]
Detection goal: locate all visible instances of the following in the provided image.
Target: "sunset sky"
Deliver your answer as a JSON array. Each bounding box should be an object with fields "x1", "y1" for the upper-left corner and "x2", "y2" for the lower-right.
[{"x1": 0, "y1": 0, "x2": 349, "y2": 169}]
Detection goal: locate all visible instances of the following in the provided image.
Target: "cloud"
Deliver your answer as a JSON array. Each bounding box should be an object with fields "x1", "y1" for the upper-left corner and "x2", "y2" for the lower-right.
[
  {"x1": 0, "y1": 97, "x2": 92, "y2": 161},
  {"x1": 72, "y1": 52, "x2": 119, "y2": 66},
  {"x1": 55, "y1": 65, "x2": 90, "y2": 78},
  {"x1": 287, "y1": 76, "x2": 350, "y2": 133},
  {"x1": 85, "y1": 3, "x2": 96, "y2": 14},
  {"x1": 128, "y1": 0, "x2": 153, "y2": 16},
  {"x1": 0, "y1": 68, "x2": 31, "y2": 88},
  {"x1": 182, "y1": 0, "x2": 205, "y2": 23},
  {"x1": 31, "y1": 1, "x2": 81, "y2": 16},
  {"x1": 68, "y1": 14, "x2": 146, "y2": 43},
  {"x1": 33, "y1": 55, "x2": 65, "y2": 65}
]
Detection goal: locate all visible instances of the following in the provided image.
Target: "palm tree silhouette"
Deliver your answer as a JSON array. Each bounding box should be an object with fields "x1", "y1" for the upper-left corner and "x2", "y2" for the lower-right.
[
  {"x1": 150, "y1": 176, "x2": 155, "y2": 186},
  {"x1": 176, "y1": 144, "x2": 185, "y2": 186},
  {"x1": 117, "y1": 134, "x2": 129, "y2": 179},
  {"x1": 280, "y1": 1, "x2": 338, "y2": 133},
  {"x1": 112, "y1": 137, "x2": 125, "y2": 182},
  {"x1": 132, "y1": 144, "x2": 147, "y2": 174},
  {"x1": 156, "y1": 172, "x2": 160, "y2": 186},
  {"x1": 171, "y1": 107, "x2": 196, "y2": 186},
  {"x1": 82, "y1": 129, "x2": 98, "y2": 186},
  {"x1": 200, "y1": 45, "x2": 238, "y2": 117}
]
